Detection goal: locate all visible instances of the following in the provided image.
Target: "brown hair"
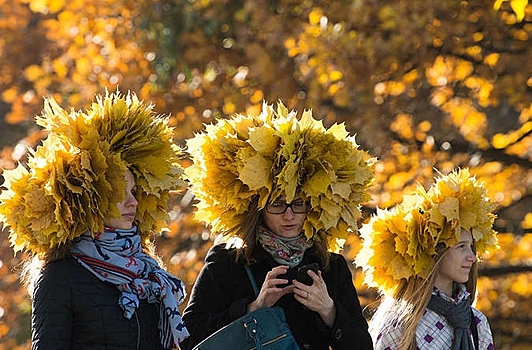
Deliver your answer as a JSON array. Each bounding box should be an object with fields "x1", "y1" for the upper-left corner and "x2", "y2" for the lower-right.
[{"x1": 230, "y1": 195, "x2": 331, "y2": 269}]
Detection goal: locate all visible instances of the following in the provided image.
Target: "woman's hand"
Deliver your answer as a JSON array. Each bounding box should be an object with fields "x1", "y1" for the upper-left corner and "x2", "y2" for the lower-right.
[
  {"x1": 293, "y1": 270, "x2": 336, "y2": 327},
  {"x1": 247, "y1": 265, "x2": 294, "y2": 313}
]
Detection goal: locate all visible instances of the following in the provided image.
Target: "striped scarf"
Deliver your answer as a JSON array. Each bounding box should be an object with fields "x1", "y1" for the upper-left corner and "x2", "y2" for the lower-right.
[{"x1": 71, "y1": 226, "x2": 189, "y2": 348}]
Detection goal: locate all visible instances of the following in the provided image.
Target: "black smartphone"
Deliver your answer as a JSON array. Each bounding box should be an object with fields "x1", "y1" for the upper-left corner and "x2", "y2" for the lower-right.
[{"x1": 297, "y1": 263, "x2": 319, "y2": 286}]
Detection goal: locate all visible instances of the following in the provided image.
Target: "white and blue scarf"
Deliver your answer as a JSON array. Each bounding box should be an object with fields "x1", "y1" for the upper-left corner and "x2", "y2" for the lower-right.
[{"x1": 71, "y1": 226, "x2": 189, "y2": 348}]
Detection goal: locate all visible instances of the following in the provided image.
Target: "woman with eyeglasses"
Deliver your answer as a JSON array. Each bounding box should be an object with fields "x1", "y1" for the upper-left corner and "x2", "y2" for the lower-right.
[{"x1": 179, "y1": 102, "x2": 375, "y2": 350}]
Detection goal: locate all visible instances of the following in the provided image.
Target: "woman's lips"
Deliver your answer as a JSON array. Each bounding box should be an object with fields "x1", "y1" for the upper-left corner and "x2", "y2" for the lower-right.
[{"x1": 123, "y1": 213, "x2": 136, "y2": 220}]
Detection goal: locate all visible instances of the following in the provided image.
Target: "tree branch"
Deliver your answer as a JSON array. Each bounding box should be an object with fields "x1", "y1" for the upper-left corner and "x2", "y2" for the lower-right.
[{"x1": 479, "y1": 264, "x2": 532, "y2": 277}]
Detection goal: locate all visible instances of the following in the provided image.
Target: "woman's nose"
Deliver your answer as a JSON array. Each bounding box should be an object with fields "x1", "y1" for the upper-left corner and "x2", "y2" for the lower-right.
[
  {"x1": 283, "y1": 207, "x2": 296, "y2": 218},
  {"x1": 126, "y1": 194, "x2": 138, "y2": 206},
  {"x1": 467, "y1": 250, "x2": 476, "y2": 261}
]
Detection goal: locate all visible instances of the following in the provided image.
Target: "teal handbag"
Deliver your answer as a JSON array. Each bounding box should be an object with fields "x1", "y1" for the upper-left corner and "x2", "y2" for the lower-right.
[{"x1": 192, "y1": 266, "x2": 300, "y2": 350}]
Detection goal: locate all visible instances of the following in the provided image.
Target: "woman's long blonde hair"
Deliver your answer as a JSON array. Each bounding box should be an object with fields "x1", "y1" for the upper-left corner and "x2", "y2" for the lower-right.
[{"x1": 369, "y1": 243, "x2": 478, "y2": 350}]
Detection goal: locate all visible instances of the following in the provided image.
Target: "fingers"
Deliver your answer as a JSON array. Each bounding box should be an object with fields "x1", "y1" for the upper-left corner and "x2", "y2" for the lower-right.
[
  {"x1": 263, "y1": 265, "x2": 290, "y2": 288},
  {"x1": 293, "y1": 287, "x2": 310, "y2": 299},
  {"x1": 293, "y1": 270, "x2": 330, "y2": 309},
  {"x1": 292, "y1": 269, "x2": 321, "y2": 289},
  {"x1": 253, "y1": 266, "x2": 292, "y2": 310}
]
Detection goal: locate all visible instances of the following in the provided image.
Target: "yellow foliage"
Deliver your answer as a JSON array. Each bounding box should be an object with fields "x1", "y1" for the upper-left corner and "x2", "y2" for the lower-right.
[
  {"x1": 492, "y1": 121, "x2": 532, "y2": 149},
  {"x1": 465, "y1": 45, "x2": 482, "y2": 60},
  {"x1": 464, "y1": 76, "x2": 494, "y2": 107},
  {"x1": 483, "y1": 53, "x2": 499, "y2": 67},
  {"x1": 52, "y1": 59, "x2": 68, "y2": 78},
  {"x1": 442, "y1": 98, "x2": 490, "y2": 149},
  {"x1": 223, "y1": 101, "x2": 236, "y2": 114},
  {"x1": 328, "y1": 83, "x2": 339, "y2": 95},
  {"x1": 318, "y1": 73, "x2": 328, "y2": 84},
  {"x1": 418, "y1": 120, "x2": 431, "y2": 132},
  {"x1": 357, "y1": 168, "x2": 498, "y2": 297},
  {"x1": 388, "y1": 172, "x2": 415, "y2": 190},
  {"x1": 48, "y1": 0, "x2": 65, "y2": 13},
  {"x1": 455, "y1": 60, "x2": 474, "y2": 80},
  {"x1": 511, "y1": 274, "x2": 532, "y2": 297},
  {"x1": 285, "y1": 38, "x2": 300, "y2": 57},
  {"x1": 403, "y1": 69, "x2": 419, "y2": 83},
  {"x1": 388, "y1": 81, "x2": 406, "y2": 96},
  {"x1": 430, "y1": 87, "x2": 453, "y2": 107},
  {"x1": 426, "y1": 56, "x2": 450, "y2": 86},
  {"x1": 308, "y1": 8, "x2": 323, "y2": 26},
  {"x1": 427, "y1": 56, "x2": 476, "y2": 89},
  {"x1": 0, "y1": 91, "x2": 185, "y2": 254},
  {"x1": 185, "y1": 101, "x2": 375, "y2": 250},
  {"x1": 390, "y1": 113, "x2": 414, "y2": 140},
  {"x1": 523, "y1": 213, "x2": 532, "y2": 229},
  {"x1": 494, "y1": 0, "x2": 528, "y2": 21},
  {"x1": 1, "y1": 87, "x2": 18, "y2": 103},
  {"x1": 329, "y1": 70, "x2": 343, "y2": 82},
  {"x1": 24, "y1": 65, "x2": 43, "y2": 82},
  {"x1": 492, "y1": 133, "x2": 511, "y2": 149},
  {"x1": 250, "y1": 90, "x2": 264, "y2": 104}
]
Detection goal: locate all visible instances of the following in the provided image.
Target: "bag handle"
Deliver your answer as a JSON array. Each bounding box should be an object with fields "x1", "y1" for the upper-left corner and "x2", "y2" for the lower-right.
[{"x1": 244, "y1": 265, "x2": 260, "y2": 297}]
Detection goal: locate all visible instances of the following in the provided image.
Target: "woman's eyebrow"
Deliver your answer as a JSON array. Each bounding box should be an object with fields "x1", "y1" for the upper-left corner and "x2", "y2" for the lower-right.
[{"x1": 456, "y1": 240, "x2": 473, "y2": 245}]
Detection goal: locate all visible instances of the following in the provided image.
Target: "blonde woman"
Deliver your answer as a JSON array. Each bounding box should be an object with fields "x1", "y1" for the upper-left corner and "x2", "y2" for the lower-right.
[{"x1": 356, "y1": 169, "x2": 498, "y2": 350}]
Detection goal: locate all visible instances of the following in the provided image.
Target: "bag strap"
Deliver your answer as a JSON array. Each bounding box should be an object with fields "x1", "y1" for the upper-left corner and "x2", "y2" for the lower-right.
[{"x1": 244, "y1": 265, "x2": 260, "y2": 297}]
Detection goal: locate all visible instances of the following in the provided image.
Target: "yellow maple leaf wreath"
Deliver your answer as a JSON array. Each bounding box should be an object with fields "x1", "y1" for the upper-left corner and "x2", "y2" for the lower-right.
[
  {"x1": 0, "y1": 90, "x2": 185, "y2": 255},
  {"x1": 185, "y1": 101, "x2": 376, "y2": 251},
  {"x1": 355, "y1": 168, "x2": 498, "y2": 296}
]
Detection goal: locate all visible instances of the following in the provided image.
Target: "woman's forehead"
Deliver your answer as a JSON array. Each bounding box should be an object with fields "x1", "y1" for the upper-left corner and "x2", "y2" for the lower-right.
[
  {"x1": 460, "y1": 228, "x2": 473, "y2": 241},
  {"x1": 272, "y1": 195, "x2": 305, "y2": 202}
]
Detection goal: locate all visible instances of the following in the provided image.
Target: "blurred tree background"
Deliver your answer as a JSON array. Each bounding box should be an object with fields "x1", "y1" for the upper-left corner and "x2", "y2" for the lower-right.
[{"x1": 1, "y1": 0, "x2": 532, "y2": 348}]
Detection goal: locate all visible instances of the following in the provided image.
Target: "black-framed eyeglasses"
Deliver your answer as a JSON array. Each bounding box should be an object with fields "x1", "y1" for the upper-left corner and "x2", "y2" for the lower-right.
[{"x1": 265, "y1": 200, "x2": 311, "y2": 214}]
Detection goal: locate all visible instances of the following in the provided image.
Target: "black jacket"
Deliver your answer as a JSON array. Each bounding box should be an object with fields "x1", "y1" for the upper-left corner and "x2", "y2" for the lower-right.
[
  {"x1": 31, "y1": 256, "x2": 168, "y2": 350},
  {"x1": 180, "y1": 244, "x2": 373, "y2": 350}
]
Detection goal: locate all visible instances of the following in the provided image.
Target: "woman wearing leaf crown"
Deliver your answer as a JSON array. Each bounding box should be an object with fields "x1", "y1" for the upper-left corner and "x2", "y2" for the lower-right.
[
  {"x1": 355, "y1": 168, "x2": 498, "y2": 350},
  {"x1": 0, "y1": 91, "x2": 190, "y2": 349},
  {"x1": 179, "y1": 102, "x2": 375, "y2": 350}
]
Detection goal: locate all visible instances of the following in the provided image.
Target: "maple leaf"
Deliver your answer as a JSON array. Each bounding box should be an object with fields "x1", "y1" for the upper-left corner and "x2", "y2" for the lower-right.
[{"x1": 185, "y1": 100, "x2": 375, "y2": 248}]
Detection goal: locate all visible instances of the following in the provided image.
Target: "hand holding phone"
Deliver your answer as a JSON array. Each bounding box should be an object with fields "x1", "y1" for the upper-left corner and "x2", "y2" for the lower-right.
[{"x1": 296, "y1": 263, "x2": 319, "y2": 286}]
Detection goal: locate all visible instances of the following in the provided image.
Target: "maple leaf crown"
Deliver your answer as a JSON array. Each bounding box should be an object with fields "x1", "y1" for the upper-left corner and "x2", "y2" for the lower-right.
[
  {"x1": 355, "y1": 168, "x2": 498, "y2": 296},
  {"x1": 184, "y1": 101, "x2": 376, "y2": 251},
  {"x1": 0, "y1": 90, "x2": 185, "y2": 255}
]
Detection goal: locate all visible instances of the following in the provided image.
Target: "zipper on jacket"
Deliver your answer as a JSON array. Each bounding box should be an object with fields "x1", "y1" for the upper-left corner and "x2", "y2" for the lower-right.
[{"x1": 134, "y1": 311, "x2": 140, "y2": 350}]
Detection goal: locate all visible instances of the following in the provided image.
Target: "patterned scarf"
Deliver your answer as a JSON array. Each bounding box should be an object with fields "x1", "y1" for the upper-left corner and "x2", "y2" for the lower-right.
[
  {"x1": 257, "y1": 225, "x2": 314, "y2": 267},
  {"x1": 427, "y1": 291, "x2": 473, "y2": 350},
  {"x1": 71, "y1": 226, "x2": 189, "y2": 348}
]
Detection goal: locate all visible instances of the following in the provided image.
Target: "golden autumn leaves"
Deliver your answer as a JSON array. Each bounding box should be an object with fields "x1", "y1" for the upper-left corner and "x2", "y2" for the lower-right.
[
  {"x1": 0, "y1": 92, "x2": 499, "y2": 297},
  {"x1": 355, "y1": 168, "x2": 499, "y2": 297},
  {"x1": 0, "y1": 91, "x2": 184, "y2": 255},
  {"x1": 0, "y1": 93, "x2": 376, "y2": 256},
  {"x1": 185, "y1": 102, "x2": 376, "y2": 252}
]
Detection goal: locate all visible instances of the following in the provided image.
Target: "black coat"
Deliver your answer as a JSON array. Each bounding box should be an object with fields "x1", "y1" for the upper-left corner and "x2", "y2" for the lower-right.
[
  {"x1": 180, "y1": 244, "x2": 373, "y2": 350},
  {"x1": 31, "y1": 256, "x2": 168, "y2": 350}
]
